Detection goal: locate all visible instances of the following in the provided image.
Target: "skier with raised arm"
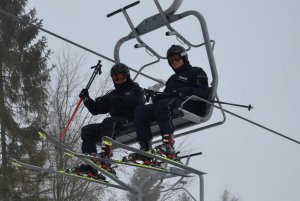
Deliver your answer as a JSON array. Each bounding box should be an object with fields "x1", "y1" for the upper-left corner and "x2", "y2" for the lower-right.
[{"x1": 73, "y1": 63, "x2": 145, "y2": 179}]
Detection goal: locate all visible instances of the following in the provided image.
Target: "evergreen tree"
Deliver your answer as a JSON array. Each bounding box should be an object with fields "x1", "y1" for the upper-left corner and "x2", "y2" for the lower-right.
[{"x1": 0, "y1": 0, "x2": 51, "y2": 200}]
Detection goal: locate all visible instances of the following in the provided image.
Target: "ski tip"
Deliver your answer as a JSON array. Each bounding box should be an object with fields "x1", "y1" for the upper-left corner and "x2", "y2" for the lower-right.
[
  {"x1": 37, "y1": 131, "x2": 46, "y2": 141},
  {"x1": 63, "y1": 152, "x2": 75, "y2": 158},
  {"x1": 10, "y1": 158, "x2": 23, "y2": 170},
  {"x1": 102, "y1": 140, "x2": 112, "y2": 146}
]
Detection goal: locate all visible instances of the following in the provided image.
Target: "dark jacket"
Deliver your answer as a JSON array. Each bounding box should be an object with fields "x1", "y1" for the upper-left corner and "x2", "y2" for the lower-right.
[
  {"x1": 164, "y1": 63, "x2": 210, "y2": 98},
  {"x1": 164, "y1": 63, "x2": 210, "y2": 116},
  {"x1": 83, "y1": 79, "x2": 145, "y2": 120}
]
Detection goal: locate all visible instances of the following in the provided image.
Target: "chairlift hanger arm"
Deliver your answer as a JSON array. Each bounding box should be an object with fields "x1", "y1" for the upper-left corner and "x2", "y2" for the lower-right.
[
  {"x1": 155, "y1": 0, "x2": 214, "y2": 49},
  {"x1": 111, "y1": 1, "x2": 218, "y2": 102},
  {"x1": 108, "y1": 1, "x2": 165, "y2": 61},
  {"x1": 122, "y1": 8, "x2": 163, "y2": 59},
  {"x1": 132, "y1": 58, "x2": 161, "y2": 81},
  {"x1": 154, "y1": 0, "x2": 193, "y2": 48},
  {"x1": 110, "y1": 1, "x2": 187, "y2": 63}
]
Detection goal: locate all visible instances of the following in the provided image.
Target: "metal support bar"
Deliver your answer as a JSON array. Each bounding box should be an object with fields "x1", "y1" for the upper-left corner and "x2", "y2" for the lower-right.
[
  {"x1": 107, "y1": 1, "x2": 140, "y2": 18},
  {"x1": 154, "y1": 0, "x2": 193, "y2": 48}
]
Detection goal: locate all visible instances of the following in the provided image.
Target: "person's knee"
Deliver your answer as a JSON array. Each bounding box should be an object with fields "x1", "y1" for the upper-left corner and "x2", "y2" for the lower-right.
[
  {"x1": 101, "y1": 118, "x2": 115, "y2": 130},
  {"x1": 135, "y1": 105, "x2": 147, "y2": 119},
  {"x1": 135, "y1": 105, "x2": 145, "y2": 113},
  {"x1": 154, "y1": 101, "x2": 168, "y2": 116},
  {"x1": 102, "y1": 117, "x2": 115, "y2": 125},
  {"x1": 81, "y1": 125, "x2": 93, "y2": 140}
]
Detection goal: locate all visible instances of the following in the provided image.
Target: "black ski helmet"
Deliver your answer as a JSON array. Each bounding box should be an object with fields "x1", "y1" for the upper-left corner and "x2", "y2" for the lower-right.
[
  {"x1": 167, "y1": 44, "x2": 188, "y2": 66},
  {"x1": 110, "y1": 63, "x2": 130, "y2": 78}
]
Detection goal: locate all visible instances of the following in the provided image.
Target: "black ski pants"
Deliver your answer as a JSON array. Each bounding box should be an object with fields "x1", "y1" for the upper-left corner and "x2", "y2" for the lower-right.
[
  {"x1": 81, "y1": 116, "x2": 129, "y2": 154},
  {"x1": 134, "y1": 97, "x2": 182, "y2": 144}
]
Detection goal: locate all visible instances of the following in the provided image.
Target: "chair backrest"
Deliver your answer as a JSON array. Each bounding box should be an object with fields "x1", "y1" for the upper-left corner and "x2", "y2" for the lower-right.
[{"x1": 178, "y1": 85, "x2": 216, "y2": 124}]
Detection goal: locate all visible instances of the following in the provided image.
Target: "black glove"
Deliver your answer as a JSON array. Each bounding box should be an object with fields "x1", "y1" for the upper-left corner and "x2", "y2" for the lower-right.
[
  {"x1": 144, "y1": 89, "x2": 182, "y2": 103},
  {"x1": 150, "y1": 92, "x2": 168, "y2": 103},
  {"x1": 171, "y1": 89, "x2": 183, "y2": 98},
  {"x1": 153, "y1": 90, "x2": 183, "y2": 101},
  {"x1": 144, "y1": 89, "x2": 156, "y2": 102},
  {"x1": 95, "y1": 96, "x2": 111, "y2": 107},
  {"x1": 79, "y1": 89, "x2": 89, "y2": 99}
]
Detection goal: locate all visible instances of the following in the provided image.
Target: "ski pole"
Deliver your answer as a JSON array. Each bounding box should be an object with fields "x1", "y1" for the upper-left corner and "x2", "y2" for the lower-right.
[
  {"x1": 58, "y1": 60, "x2": 102, "y2": 142},
  {"x1": 209, "y1": 100, "x2": 253, "y2": 111},
  {"x1": 144, "y1": 89, "x2": 252, "y2": 111}
]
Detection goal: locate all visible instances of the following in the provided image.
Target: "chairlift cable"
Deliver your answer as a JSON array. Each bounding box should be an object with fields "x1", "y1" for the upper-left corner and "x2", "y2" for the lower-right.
[
  {"x1": 0, "y1": 8, "x2": 115, "y2": 63},
  {"x1": 182, "y1": 95, "x2": 299, "y2": 145},
  {"x1": 212, "y1": 103, "x2": 300, "y2": 145},
  {"x1": 0, "y1": 8, "x2": 165, "y2": 85}
]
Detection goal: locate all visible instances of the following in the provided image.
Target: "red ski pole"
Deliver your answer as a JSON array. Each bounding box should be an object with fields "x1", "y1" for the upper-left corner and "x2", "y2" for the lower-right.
[
  {"x1": 58, "y1": 60, "x2": 102, "y2": 142},
  {"x1": 58, "y1": 97, "x2": 83, "y2": 142}
]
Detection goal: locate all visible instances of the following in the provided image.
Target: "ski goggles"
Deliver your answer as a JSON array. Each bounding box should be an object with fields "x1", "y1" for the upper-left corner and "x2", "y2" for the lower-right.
[
  {"x1": 112, "y1": 73, "x2": 127, "y2": 81},
  {"x1": 167, "y1": 53, "x2": 182, "y2": 63}
]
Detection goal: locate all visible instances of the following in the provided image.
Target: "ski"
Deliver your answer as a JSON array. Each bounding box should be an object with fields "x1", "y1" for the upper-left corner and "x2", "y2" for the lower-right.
[
  {"x1": 10, "y1": 158, "x2": 127, "y2": 191},
  {"x1": 63, "y1": 150, "x2": 192, "y2": 178},
  {"x1": 103, "y1": 136, "x2": 206, "y2": 176},
  {"x1": 37, "y1": 131, "x2": 137, "y2": 194},
  {"x1": 38, "y1": 131, "x2": 190, "y2": 178}
]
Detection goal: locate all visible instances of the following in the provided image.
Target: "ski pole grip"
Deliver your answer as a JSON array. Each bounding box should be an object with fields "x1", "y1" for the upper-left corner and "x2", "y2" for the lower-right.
[
  {"x1": 107, "y1": 1, "x2": 140, "y2": 18},
  {"x1": 95, "y1": 60, "x2": 102, "y2": 75},
  {"x1": 91, "y1": 60, "x2": 101, "y2": 69}
]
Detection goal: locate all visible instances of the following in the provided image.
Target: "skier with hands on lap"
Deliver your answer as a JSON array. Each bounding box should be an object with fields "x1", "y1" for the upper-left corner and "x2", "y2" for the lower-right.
[{"x1": 129, "y1": 44, "x2": 210, "y2": 165}]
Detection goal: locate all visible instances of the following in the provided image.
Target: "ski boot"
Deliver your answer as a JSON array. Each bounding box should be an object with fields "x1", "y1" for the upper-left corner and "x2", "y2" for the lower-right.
[
  {"x1": 126, "y1": 141, "x2": 160, "y2": 167},
  {"x1": 67, "y1": 164, "x2": 106, "y2": 180},
  {"x1": 94, "y1": 140, "x2": 117, "y2": 177},
  {"x1": 155, "y1": 134, "x2": 181, "y2": 163}
]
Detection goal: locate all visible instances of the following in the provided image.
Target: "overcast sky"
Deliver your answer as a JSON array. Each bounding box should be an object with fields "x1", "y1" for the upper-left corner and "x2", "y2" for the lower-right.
[{"x1": 27, "y1": 1, "x2": 300, "y2": 201}]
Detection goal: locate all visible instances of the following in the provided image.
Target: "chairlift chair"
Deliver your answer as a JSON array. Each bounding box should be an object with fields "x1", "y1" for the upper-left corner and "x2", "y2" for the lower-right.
[{"x1": 106, "y1": 0, "x2": 226, "y2": 145}]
